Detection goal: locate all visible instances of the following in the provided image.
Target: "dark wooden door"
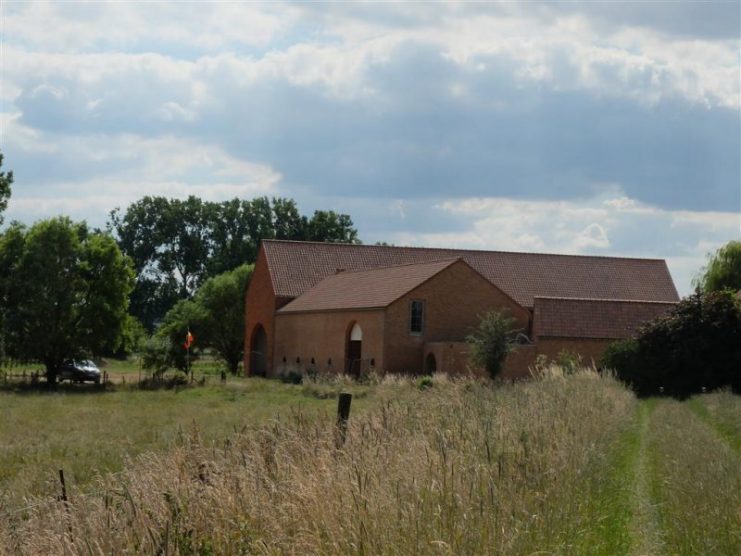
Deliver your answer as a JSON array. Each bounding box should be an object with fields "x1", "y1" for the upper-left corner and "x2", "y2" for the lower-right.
[{"x1": 347, "y1": 340, "x2": 362, "y2": 375}]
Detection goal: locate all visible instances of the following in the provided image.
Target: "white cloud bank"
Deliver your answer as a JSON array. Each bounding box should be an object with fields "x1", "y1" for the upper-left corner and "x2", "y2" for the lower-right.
[
  {"x1": 1, "y1": 2, "x2": 738, "y2": 299},
  {"x1": 386, "y1": 188, "x2": 739, "y2": 296}
]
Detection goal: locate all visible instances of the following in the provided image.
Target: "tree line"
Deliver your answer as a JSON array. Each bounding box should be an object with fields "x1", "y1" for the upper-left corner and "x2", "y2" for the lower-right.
[
  {"x1": 0, "y1": 151, "x2": 360, "y2": 382},
  {"x1": 108, "y1": 195, "x2": 359, "y2": 330}
]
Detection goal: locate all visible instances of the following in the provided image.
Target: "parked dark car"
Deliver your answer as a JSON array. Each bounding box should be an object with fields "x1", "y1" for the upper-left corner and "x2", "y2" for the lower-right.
[{"x1": 58, "y1": 360, "x2": 101, "y2": 384}]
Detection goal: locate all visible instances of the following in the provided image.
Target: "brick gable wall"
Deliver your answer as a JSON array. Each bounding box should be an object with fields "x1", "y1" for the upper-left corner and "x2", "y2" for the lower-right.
[
  {"x1": 384, "y1": 260, "x2": 530, "y2": 374},
  {"x1": 244, "y1": 245, "x2": 279, "y2": 375}
]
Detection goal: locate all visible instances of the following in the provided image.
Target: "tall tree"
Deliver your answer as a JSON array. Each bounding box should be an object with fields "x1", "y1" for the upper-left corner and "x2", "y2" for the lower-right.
[
  {"x1": 305, "y1": 210, "x2": 360, "y2": 243},
  {"x1": 0, "y1": 151, "x2": 12, "y2": 226},
  {"x1": 109, "y1": 196, "x2": 211, "y2": 329},
  {"x1": 156, "y1": 264, "x2": 253, "y2": 374},
  {"x1": 195, "y1": 264, "x2": 253, "y2": 374},
  {"x1": 109, "y1": 195, "x2": 360, "y2": 330},
  {"x1": 272, "y1": 198, "x2": 305, "y2": 240},
  {"x1": 695, "y1": 240, "x2": 741, "y2": 293},
  {"x1": 0, "y1": 223, "x2": 25, "y2": 363},
  {"x1": 2, "y1": 218, "x2": 134, "y2": 382}
]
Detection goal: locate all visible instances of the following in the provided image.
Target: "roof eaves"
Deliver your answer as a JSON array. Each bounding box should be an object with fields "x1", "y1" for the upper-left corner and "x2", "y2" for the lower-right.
[
  {"x1": 277, "y1": 306, "x2": 385, "y2": 315},
  {"x1": 534, "y1": 296, "x2": 678, "y2": 305}
]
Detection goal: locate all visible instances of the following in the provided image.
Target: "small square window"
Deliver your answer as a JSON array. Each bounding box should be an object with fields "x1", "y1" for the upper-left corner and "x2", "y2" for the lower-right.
[{"x1": 410, "y1": 300, "x2": 425, "y2": 334}]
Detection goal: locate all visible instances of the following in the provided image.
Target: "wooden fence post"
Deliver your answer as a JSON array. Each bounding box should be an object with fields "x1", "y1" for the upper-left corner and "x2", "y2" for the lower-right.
[
  {"x1": 336, "y1": 392, "x2": 352, "y2": 447},
  {"x1": 58, "y1": 468, "x2": 68, "y2": 504},
  {"x1": 58, "y1": 468, "x2": 74, "y2": 540}
]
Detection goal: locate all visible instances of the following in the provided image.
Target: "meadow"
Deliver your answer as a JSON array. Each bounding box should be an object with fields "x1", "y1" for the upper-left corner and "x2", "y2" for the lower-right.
[{"x1": 0, "y1": 367, "x2": 739, "y2": 555}]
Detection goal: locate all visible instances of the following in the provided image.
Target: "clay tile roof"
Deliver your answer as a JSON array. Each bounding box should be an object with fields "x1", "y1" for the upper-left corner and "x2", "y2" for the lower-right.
[
  {"x1": 262, "y1": 240, "x2": 679, "y2": 308},
  {"x1": 533, "y1": 297, "x2": 677, "y2": 340},
  {"x1": 278, "y1": 259, "x2": 461, "y2": 313}
]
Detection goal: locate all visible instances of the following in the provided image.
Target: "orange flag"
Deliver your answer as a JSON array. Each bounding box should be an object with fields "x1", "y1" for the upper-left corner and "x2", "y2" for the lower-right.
[{"x1": 184, "y1": 330, "x2": 194, "y2": 350}]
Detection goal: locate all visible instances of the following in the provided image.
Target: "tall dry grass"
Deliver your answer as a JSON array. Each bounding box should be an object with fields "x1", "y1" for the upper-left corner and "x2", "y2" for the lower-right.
[{"x1": 1, "y1": 369, "x2": 635, "y2": 555}]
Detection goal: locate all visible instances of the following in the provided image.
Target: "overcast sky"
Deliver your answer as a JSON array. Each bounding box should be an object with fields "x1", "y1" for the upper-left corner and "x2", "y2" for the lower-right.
[{"x1": 1, "y1": 1, "x2": 739, "y2": 295}]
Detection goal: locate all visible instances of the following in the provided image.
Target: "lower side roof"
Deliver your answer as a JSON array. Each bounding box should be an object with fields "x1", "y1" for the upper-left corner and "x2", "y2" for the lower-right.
[{"x1": 533, "y1": 297, "x2": 677, "y2": 340}]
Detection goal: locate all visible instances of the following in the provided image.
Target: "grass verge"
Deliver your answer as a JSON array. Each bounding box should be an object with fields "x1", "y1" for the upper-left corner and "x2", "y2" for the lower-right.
[{"x1": 686, "y1": 391, "x2": 741, "y2": 453}]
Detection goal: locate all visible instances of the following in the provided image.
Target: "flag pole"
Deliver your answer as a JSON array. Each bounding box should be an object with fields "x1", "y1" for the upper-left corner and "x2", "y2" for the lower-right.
[{"x1": 187, "y1": 327, "x2": 192, "y2": 384}]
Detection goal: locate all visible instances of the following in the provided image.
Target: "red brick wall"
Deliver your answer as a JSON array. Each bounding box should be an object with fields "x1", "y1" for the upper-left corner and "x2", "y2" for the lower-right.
[
  {"x1": 385, "y1": 261, "x2": 530, "y2": 374},
  {"x1": 423, "y1": 342, "x2": 536, "y2": 380},
  {"x1": 423, "y1": 342, "x2": 475, "y2": 376},
  {"x1": 244, "y1": 245, "x2": 279, "y2": 376},
  {"x1": 273, "y1": 310, "x2": 385, "y2": 376},
  {"x1": 536, "y1": 337, "x2": 613, "y2": 367},
  {"x1": 502, "y1": 345, "x2": 538, "y2": 379}
]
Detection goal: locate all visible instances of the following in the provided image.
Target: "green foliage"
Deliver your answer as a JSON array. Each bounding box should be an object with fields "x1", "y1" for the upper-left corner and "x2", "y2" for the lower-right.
[
  {"x1": 0, "y1": 217, "x2": 134, "y2": 381},
  {"x1": 466, "y1": 310, "x2": 519, "y2": 379},
  {"x1": 109, "y1": 196, "x2": 359, "y2": 330},
  {"x1": 115, "y1": 315, "x2": 148, "y2": 357},
  {"x1": 602, "y1": 291, "x2": 741, "y2": 397},
  {"x1": 194, "y1": 264, "x2": 253, "y2": 374},
  {"x1": 556, "y1": 350, "x2": 583, "y2": 374},
  {"x1": 417, "y1": 376, "x2": 434, "y2": 390},
  {"x1": 156, "y1": 298, "x2": 207, "y2": 372},
  {"x1": 601, "y1": 338, "x2": 642, "y2": 386},
  {"x1": 304, "y1": 210, "x2": 359, "y2": 243},
  {"x1": 141, "y1": 336, "x2": 172, "y2": 377},
  {"x1": 0, "y1": 151, "x2": 12, "y2": 226},
  {"x1": 695, "y1": 240, "x2": 741, "y2": 293},
  {"x1": 156, "y1": 265, "x2": 253, "y2": 374}
]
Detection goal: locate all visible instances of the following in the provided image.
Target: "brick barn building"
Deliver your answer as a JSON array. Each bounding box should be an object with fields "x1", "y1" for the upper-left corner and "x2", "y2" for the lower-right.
[{"x1": 244, "y1": 240, "x2": 679, "y2": 378}]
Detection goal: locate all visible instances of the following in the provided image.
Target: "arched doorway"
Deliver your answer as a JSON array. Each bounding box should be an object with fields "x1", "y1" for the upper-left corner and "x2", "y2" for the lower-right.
[
  {"x1": 250, "y1": 324, "x2": 267, "y2": 376},
  {"x1": 425, "y1": 353, "x2": 437, "y2": 374},
  {"x1": 346, "y1": 322, "x2": 362, "y2": 375}
]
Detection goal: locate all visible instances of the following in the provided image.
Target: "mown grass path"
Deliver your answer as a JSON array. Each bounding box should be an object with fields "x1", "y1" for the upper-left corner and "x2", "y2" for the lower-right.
[
  {"x1": 628, "y1": 400, "x2": 664, "y2": 556},
  {"x1": 621, "y1": 397, "x2": 741, "y2": 556}
]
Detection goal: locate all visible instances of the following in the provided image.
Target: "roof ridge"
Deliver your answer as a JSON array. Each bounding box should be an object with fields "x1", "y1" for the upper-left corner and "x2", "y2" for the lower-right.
[{"x1": 261, "y1": 239, "x2": 668, "y2": 263}]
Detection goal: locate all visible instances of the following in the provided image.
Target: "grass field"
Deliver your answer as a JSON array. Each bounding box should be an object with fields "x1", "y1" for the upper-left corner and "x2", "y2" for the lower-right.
[
  {"x1": 0, "y1": 368, "x2": 739, "y2": 555},
  {"x1": 0, "y1": 367, "x2": 387, "y2": 507}
]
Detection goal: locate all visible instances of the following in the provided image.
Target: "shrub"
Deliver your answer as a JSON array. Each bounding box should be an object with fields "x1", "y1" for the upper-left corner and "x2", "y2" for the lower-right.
[
  {"x1": 601, "y1": 290, "x2": 741, "y2": 398},
  {"x1": 141, "y1": 336, "x2": 172, "y2": 378},
  {"x1": 600, "y1": 339, "x2": 655, "y2": 395},
  {"x1": 466, "y1": 310, "x2": 520, "y2": 379},
  {"x1": 417, "y1": 376, "x2": 434, "y2": 390},
  {"x1": 556, "y1": 350, "x2": 582, "y2": 374}
]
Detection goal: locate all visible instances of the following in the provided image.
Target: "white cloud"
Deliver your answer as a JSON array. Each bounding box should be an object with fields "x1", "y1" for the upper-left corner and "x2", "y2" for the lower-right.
[
  {"x1": 0, "y1": 2, "x2": 736, "y2": 297},
  {"x1": 2, "y1": 119, "x2": 281, "y2": 226},
  {"x1": 3, "y1": 3, "x2": 737, "y2": 111},
  {"x1": 385, "y1": 190, "x2": 738, "y2": 296},
  {"x1": 3, "y1": 2, "x2": 292, "y2": 53}
]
